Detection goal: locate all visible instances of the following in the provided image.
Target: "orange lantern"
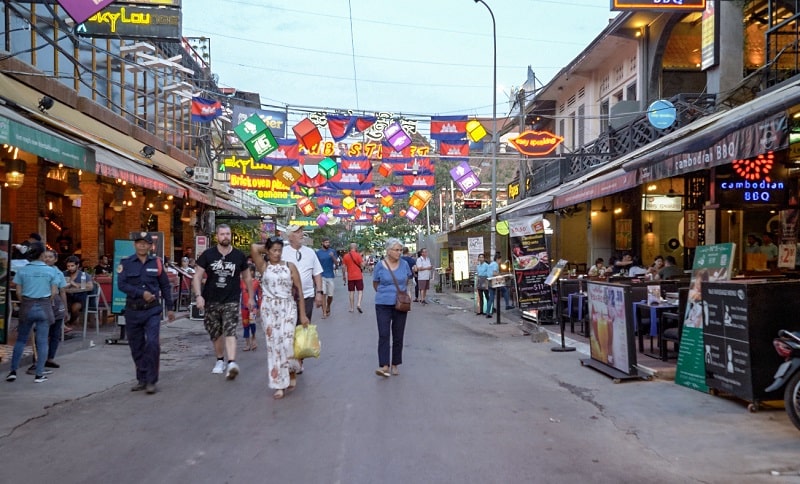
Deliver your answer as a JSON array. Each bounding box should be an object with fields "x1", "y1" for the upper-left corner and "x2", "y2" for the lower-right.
[
  {"x1": 297, "y1": 196, "x2": 315, "y2": 216},
  {"x1": 292, "y1": 118, "x2": 322, "y2": 150}
]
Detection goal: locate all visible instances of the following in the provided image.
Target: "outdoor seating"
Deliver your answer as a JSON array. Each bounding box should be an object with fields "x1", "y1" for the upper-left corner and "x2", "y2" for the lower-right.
[
  {"x1": 82, "y1": 281, "x2": 111, "y2": 340},
  {"x1": 659, "y1": 287, "x2": 689, "y2": 360},
  {"x1": 557, "y1": 279, "x2": 580, "y2": 331}
]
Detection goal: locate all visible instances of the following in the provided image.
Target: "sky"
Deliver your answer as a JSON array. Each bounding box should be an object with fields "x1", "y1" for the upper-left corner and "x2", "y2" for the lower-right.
[{"x1": 182, "y1": 0, "x2": 618, "y2": 120}]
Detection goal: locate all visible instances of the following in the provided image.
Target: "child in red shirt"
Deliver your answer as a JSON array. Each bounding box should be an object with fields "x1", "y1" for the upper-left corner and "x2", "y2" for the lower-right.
[{"x1": 241, "y1": 264, "x2": 261, "y2": 351}]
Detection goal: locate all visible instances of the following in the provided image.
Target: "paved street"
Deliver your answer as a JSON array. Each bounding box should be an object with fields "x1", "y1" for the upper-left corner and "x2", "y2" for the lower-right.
[{"x1": 1, "y1": 278, "x2": 799, "y2": 483}]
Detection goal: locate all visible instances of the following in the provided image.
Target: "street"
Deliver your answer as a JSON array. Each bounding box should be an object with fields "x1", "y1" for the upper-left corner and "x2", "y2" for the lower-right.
[{"x1": 1, "y1": 279, "x2": 799, "y2": 484}]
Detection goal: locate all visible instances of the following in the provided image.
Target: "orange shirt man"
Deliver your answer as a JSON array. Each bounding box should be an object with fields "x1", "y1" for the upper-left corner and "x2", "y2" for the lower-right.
[{"x1": 342, "y1": 243, "x2": 365, "y2": 313}]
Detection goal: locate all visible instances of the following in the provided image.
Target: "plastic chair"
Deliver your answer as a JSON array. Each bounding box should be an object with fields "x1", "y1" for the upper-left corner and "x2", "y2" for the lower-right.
[{"x1": 82, "y1": 283, "x2": 102, "y2": 339}]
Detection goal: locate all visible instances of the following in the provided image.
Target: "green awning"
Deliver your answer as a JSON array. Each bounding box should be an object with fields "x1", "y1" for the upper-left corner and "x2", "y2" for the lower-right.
[{"x1": 0, "y1": 106, "x2": 95, "y2": 171}]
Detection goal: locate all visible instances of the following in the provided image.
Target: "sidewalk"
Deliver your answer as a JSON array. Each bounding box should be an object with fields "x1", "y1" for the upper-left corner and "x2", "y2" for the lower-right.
[{"x1": 0, "y1": 314, "x2": 201, "y2": 438}]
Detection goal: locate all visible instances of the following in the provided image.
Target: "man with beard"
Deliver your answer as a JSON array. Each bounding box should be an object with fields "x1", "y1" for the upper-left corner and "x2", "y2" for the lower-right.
[
  {"x1": 193, "y1": 224, "x2": 255, "y2": 380},
  {"x1": 63, "y1": 255, "x2": 93, "y2": 329}
]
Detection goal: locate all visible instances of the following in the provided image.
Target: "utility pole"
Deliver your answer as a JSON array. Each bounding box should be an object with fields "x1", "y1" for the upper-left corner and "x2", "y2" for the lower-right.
[{"x1": 518, "y1": 87, "x2": 527, "y2": 200}]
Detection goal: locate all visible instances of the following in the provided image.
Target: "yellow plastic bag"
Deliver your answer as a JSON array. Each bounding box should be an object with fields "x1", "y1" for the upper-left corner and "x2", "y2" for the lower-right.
[{"x1": 294, "y1": 324, "x2": 321, "y2": 359}]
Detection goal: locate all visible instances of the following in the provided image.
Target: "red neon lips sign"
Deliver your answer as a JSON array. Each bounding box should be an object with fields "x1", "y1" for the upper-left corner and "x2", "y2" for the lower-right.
[{"x1": 508, "y1": 130, "x2": 564, "y2": 156}]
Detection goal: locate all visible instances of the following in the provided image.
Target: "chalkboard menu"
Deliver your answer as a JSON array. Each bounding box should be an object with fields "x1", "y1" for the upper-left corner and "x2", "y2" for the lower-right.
[{"x1": 703, "y1": 280, "x2": 800, "y2": 403}]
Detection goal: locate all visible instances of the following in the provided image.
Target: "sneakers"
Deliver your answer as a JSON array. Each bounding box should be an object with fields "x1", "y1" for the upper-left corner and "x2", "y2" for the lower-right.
[
  {"x1": 131, "y1": 382, "x2": 147, "y2": 392},
  {"x1": 225, "y1": 361, "x2": 239, "y2": 380},
  {"x1": 6, "y1": 371, "x2": 17, "y2": 382},
  {"x1": 212, "y1": 359, "x2": 225, "y2": 374},
  {"x1": 34, "y1": 375, "x2": 48, "y2": 383},
  {"x1": 145, "y1": 383, "x2": 157, "y2": 394}
]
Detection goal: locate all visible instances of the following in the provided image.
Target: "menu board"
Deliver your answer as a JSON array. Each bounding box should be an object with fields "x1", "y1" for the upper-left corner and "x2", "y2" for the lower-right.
[
  {"x1": 587, "y1": 282, "x2": 636, "y2": 375},
  {"x1": 111, "y1": 239, "x2": 135, "y2": 314},
  {"x1": 702, "y1": 284, "x2": 751, "y2": 397},
  {"x1": 675, "y1": 243, "x2": 735, "y2": 392},
  {"x1": 510, "y1": 226, "x2": 551, "y2": 310}
]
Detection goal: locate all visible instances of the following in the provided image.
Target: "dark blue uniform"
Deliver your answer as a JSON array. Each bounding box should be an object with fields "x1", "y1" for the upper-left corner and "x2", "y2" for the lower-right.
[{"x1": 117, "y1": 254, "x2": 173, "y2": 386}]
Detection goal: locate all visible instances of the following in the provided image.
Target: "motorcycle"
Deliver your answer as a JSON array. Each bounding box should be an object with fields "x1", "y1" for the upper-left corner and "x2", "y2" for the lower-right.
[{"x1": 766, "y1": 330, "x2": 800, "y2": 431}]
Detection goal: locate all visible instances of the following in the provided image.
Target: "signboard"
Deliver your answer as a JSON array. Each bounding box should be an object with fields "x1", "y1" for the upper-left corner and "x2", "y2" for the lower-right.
[
  {"x1": 508, "y1": 130, "x2": 564, "y2": 157},
  {"x1": 684, "y1": 210, "x2": 699, "y2": 248},
  {"x1": 231, "y1": 106, "x2": 287, "y2": 139},
  {"x1": 611, "y1": 0, "x2": 706, "y2": 11},
  {"x1": 675, "y1": 242, "x2": 735, "y2": 392},
  {"x1": 463, "y1": 199, "x2": 482, "y2": 209},
  {"x1": 701, "y1": 0, "x2": 719, "y2": 70},
  {"x1": 453, "y1": 250, "x2": 469, "y2": 282},
  {"x1": 193, "y1": 166, "x2": 211, "y2": 185},
  {"x1": 195, "y1": 235, "x2": 208, "y2": 258},
  {"x1": 76, "y1": 5, "x2": 182, "y2": 40},
  {"x1": 647, "y1": 100, "x2": 677, "y2": 129},
  {"x1": 0, "y1": 111, "x2": 95, "y2": 171},
  {"x1": 715, "y1": 158, "x2": 789, "y2": 207},
  {"x1": 111, "y1": 239, "x2": 135, "y2": 314},
  {"x1": 0, "y1": 223, "x2": 10, "y2": 344},
  {"x1": 233, "y1": 114, "x2": 279, "y2": 161},
  {"x1": 587, "y1": 282, "x2": 636, "y2": 375},
  {"x1": 641, "y1": 195, "x2": 682, "y2": 211},
  {"x1": 509, "y1": 218, "x2": 551, "y2": 310},
  {"x1": 507, "y1": 177, "x2": 531, "y2": 200},
  {"x1": 615, "y1": 219, "x2": 632, "y2": 251}
]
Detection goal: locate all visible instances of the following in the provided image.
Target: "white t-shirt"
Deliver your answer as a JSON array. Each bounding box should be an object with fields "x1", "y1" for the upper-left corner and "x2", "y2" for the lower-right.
[
  {"x1": 282, "y1": 244, "x2": 323, "y2": 298},
  {"x1": 416, "y1": 256, "x2": 433, "y2": 281}
]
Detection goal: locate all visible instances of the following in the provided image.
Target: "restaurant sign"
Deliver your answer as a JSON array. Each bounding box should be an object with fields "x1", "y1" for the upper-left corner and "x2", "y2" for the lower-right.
[
  {"x1": 641, "y1": 195, "x2": 682, "y2": 211},
  {"x1": 611, "y1": 0, "x2": 705, "y2": 11},
  {"x1": 76, "y1": 5, "x2": 182, "y2": 40},
  {"x1": 508, "y1": 130, "x2": 563, "y2": 157}
]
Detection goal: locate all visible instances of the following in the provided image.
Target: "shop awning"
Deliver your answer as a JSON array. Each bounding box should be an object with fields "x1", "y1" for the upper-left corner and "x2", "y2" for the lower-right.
[
  {"x1": 499, "y1": 184, "x2": 565, "y2": 220},
  {"x1": 93, "y1": 144, "x2": 183, "y2": 197},
  {"x1": 180, "y1": 183, "x2": 247, "y2": 216},
  {"x1": 0, "y1": 104, "x2": 95, "y2": 171},
  {"x1": 554, "y1": 169, "x2": 637, "y2": 209}
]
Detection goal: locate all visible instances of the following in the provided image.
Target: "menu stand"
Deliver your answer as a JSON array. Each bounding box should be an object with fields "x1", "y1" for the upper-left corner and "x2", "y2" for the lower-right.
[{"x1": 551, "y1": 279, "x2": 575, "y2": 352}]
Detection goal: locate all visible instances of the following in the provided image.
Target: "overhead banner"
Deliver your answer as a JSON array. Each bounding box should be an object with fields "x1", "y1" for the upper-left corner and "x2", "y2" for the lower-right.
[{"x1": 231, "y1": 106, "x2": 287, "y2": 139}]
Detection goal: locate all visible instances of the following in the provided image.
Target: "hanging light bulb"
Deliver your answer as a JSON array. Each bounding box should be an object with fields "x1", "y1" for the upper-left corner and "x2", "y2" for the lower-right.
[
  {"x1": 180, "y1": 202, "x2": 192, "y2": 222},
  {"x1": 3, "y1": 158, "x2": 27, "y2": 189},
  {"x1": 64, "y1": 171, "x2": 83, "y2": 200},
  {"x1": 111, "y1": 187, "x2": 126, "y2": 212}
]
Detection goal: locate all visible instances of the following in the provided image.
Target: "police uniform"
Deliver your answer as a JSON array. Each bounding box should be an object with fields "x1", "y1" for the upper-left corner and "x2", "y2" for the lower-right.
[{"x1": 117, "y1": 233, "x2": 173, "y2": 390}]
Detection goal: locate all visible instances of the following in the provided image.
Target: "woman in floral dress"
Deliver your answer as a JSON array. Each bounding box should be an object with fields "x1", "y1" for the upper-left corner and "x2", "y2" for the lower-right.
[{"x1": 251, "y1": 236, "x2": 308, "y2": 399}]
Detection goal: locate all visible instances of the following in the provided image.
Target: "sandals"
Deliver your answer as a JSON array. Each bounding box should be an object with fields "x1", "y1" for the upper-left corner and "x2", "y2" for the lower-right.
[
  {"x1": 273, "y1": 390, "x2": 284, "y2": 399},
  {"x1": 391, "y1": 365, "x2": 399, "y2": 376},
  {"x1": 243, "y1": 343, "x2": 252, "y2": 352},
  {"x1": 289, "y1": 374, "x2": 297, "y2": 389},
  {"x1": 375, "y1": 367, "x2": 390, "y2": 378},
  {"x1": 357, "y1": 307, "x2": 363, "y2": 314}
]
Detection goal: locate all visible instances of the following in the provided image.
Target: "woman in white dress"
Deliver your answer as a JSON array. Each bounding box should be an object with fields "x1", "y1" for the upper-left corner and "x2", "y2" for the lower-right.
[{"x1": 251, "y1": 236, "x2": 308, "y2": 399}]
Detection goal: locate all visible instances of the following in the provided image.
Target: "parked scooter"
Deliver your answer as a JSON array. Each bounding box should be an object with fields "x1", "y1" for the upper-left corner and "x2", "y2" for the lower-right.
[{"x1": 766, "y1": 330, "x2": 800, "y2": 431}]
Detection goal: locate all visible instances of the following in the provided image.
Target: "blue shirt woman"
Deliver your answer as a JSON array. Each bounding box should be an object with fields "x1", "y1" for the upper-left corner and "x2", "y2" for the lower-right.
[{"x1": 372, "y1": 238, "x2": 414, "y2": 378}]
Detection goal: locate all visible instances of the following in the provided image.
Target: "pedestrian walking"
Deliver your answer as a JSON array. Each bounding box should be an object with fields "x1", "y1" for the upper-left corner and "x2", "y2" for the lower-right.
[
  {"x1": 192, "y1": 224, "x2": 255, "y2": 380},
  {"x1": 315, "y1": 237, "x2": 337, "y2": 318},
  {"x1": 117, "y1": 233, "x2": 175, "y2": 394},
  {"x1": 475, "y1": 253, "x2": 490, "y2": 315},
  {"x1": 373, "y1": 238, "x2": 413, "y2": 378},
  {"x1": 401, "y1": 247, "x2": 417, "y2": 299},
  {"x1": 415, "y1": 248, "x2": 434, "y2": 304},
  {"x1": 342, "y1": 242, "x2": 365, "y2": 313},
  {"x1": 26, "y1": 249, "x2": 67, "y2": 374},
  {"x1": 281, "y1": 225, "x2": 322, "y2": 374},
  {"x1": 241, "y1": 264, "x2": 260, "y2": 351},
  {"x1": 251, "y1": 236, "x2": 309, "y2": 399},
  {"x1": 6, "y1": 242, "x2": 60, "y2": 383}
]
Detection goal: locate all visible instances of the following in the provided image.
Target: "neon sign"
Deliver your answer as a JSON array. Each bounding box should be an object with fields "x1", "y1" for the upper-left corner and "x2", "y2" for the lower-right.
[
  {"x1": 717, "y1": 153, "x2": 788, "y2": 205},
  {"x1": 508, "y1": 131, "x2": 564, "y2": 157}
]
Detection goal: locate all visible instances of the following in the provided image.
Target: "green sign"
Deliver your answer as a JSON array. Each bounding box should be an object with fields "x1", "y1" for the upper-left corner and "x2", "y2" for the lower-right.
[
  {"x1": 0, "y1": 113, "x2": 95, "y2": 171},
  {"x1": 111, "y1": 239, "x2": 135, "y2": 314},
  {"x1": 675, "y1": 243, "x2": 736, "y2": 392},
  {"x1": 233, "y1": 114, "x2": 278, "y2": 161}
]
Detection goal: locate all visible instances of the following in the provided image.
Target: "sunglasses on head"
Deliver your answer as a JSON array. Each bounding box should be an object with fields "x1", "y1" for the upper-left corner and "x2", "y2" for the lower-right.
[{"x1": 267, "y1": 236, "x2": 283, "y2": 244}]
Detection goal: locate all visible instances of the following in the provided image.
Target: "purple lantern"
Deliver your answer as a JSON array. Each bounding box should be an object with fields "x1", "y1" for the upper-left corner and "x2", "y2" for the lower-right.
[
  {"x1": 449, "y1": 161, "x2": 482, "y2": 194},
  {"x1": 384, "y1": 122, "x2": 412, "y2": 152}
]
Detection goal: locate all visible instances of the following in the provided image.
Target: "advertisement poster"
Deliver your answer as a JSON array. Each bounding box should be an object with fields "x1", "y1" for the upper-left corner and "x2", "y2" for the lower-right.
[
  {"x1": 452, "y1": 250, "x2": 469, "y2": 282},
  {"x1": 702, "y1": 282, "x2": 751, "y2": 397},
  {"x1": 675, "y1": 242, "x2": 736, "y2": 392},
  {"x1": 508, "y1": 216, "x2": 550, "y2": 309},
  {"x1": 587, "y1": 282, "x2": 634, "y2": 374},
  {"x1": 615, "y1": 218, "x2": 632, "y2": 250},
  {"x1": 112, "y1": 240, "x2": 135, "y2": 314},
  {"x1": 0, "y1": 223, "x2": 10, "y2": 344}
]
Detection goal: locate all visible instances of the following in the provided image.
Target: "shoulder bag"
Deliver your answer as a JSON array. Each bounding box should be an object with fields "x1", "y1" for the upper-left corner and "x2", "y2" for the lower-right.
[{"x1": 384, "y1": 261, "x2": 411, "y2": 312}]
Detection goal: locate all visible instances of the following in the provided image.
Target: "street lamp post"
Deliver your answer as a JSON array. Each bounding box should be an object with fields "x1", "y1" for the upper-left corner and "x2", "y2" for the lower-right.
[{"x1": 473, "y1": 0, "x2": 497, "y2": 261}]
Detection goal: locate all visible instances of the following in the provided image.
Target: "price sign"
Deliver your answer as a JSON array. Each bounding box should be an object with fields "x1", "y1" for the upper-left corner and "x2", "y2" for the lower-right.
[{"x1": 778, "y1": 244, "x2": 796, "y2": 269}]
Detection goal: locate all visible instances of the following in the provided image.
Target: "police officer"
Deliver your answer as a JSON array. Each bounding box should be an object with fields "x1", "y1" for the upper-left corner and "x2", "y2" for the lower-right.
[{"x1": 117, "y1": 232, "x2": 175, "y2": 394}]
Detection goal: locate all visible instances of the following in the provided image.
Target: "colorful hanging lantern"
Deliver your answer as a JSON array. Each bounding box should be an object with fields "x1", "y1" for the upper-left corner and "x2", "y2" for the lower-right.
[
  {"x1": 297, "y1": 196, "x2": 315, "y2": 216},
  {"x1": 380, "y1": 194, "x2": 394, "y2": 208},
  {"x1": 292, "y1": 118, "x2": 322, "y2": 150},
  {"x1": 299, "y1": 186, "x2": 316, "y2": 197},
  {"x1": 399, "y1": 209, "x2": 407, "y2": 217},
  {"x1": 405, "y1": 206, "x2": 420, "y2": 221},
  {"x1": 381, "y1": 205, "x2": 392, "y2": 214},
  {"x1": 466, "y1": 119, "x2": 487, "y2": 142},
  {"x1": 316, "y1": 213, "x2": 329, "y2": 227},
  {"x1": 449, "y1": 161, "x2": 481, "y2": 194},
  {"x1": 379, "y1": 186, "x2": 391, "y2": 197},
  {"x1": 373, "y1": 214, "x2": 383, "y2": 223},
  {"x1": 274, "y1": 166, "x2": 301, "y2": 189},
  {"x1": 378, "y1": 162, "x2": 393, "y2": 177},
  {"x1": 408, "y1": 190, "x2": 432, "y2": 211},
  {"x1": 342, "y1": 196, "x2": 356, "y2": 210},
  {"x1": 384, "y1": 122, "x2": 412, "y2": 152},
  {"x1": 318, "y1": 157, "x2": 338, "y2": 179}
]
